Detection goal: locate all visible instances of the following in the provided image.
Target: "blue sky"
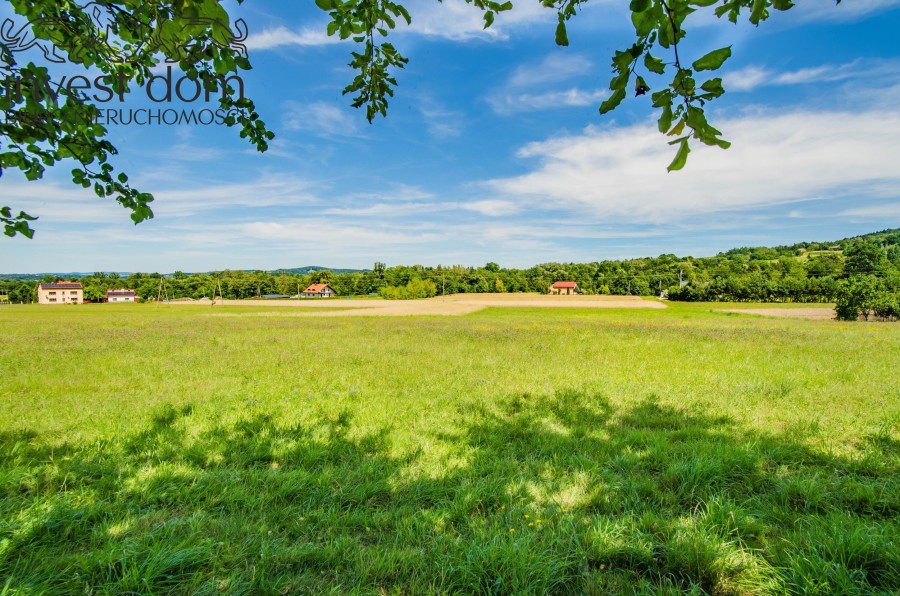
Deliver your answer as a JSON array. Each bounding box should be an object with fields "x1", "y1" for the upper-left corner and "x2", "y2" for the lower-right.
[{"x1": 2, "y1": 0, "x2": 900, "y2": 273}]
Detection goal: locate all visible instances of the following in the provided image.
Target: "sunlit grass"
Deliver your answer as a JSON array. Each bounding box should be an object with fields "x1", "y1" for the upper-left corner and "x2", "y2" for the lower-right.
[{"x1": 1, "y1": 302, "x2": 897, "y2": 593}]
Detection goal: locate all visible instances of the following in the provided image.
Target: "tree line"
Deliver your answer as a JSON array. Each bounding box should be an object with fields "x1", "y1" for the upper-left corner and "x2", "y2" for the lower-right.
[{"x1": 2, "y1": 231, "x2": 898, "y2": 316}]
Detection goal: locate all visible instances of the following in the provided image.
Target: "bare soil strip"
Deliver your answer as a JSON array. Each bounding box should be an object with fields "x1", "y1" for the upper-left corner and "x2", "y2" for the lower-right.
[{"x1": 174, "y1": 293, "x2": 667, "y2": 317}]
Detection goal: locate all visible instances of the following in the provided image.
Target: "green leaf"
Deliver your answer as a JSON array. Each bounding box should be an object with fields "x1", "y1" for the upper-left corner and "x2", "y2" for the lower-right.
[
  {"x1": 750, "y1": 0, "x2": 769, "y2": 23},
  {"x1": 610, "y1": 71, "x2": 631, "y2": 91},
  {"x1": 658, "y1": 104, "x2": 673, "y2": 133},
  {"x1": 668, "y1": 138, "x2": 691, "y2": 171},
  {"x1": 555, "y1": 20, "x2": 569, "y2": 46},
  {"x1": 599, "y1": 89, "x2": 626, "y2": 114},
  {"x1": 644, "y1": 53, "x2": 665, "y2": 74},
  {"x1": 651, "y1": 89, "x2": 673, "y2": 108},
  {"x1": 314, "y1": 0, "x2": 335, "y2": 11},
  {"x1": 630, "y1": 0, "x2": 651, "y2": 12},
  {"x1": 668, "y1": 118, "x2": 686, "y2": 137},
  {"x1": 692, "y1": 46, "x2": 732, "y2": 71},
  {"x1": 700, "y1": 77, "x2": 724, "y2": 96}
]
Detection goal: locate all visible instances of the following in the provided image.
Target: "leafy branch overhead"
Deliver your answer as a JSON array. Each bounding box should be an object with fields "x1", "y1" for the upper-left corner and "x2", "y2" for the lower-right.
[
  {"x1": 2, "y1": 0, "x2": 829, "y2": 239},
  {"x1": 321, "y1": 0, "x2": 816, "y2": 171},
  {"x1": 0, "y1": 0, "x2": 274, "y2": 238}
]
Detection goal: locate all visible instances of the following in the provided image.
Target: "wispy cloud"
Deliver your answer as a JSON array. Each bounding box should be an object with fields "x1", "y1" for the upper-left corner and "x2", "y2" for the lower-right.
[
  {"x1": 461, "y1": 200, "x2": 520, "y2": 216},
  {"x1": 725, "y1": 59, "x2": 900, "y2": 92},
  {"x1": 488, "y1": 53, "x2": 607, "y2": 114},
  {"x1": 839, "y1": 202, "x2": 900, "y2": 219},
  {"x1": 509, "y1": 54, "x2": 593, "y2": 87},
  {"x1": 489, "y1": 87, "x2": 608, "y2": 114},
  {"x1": 419, "y1": 100, "x2": 464, "y2": 138},
  {"x1": 282, "y1": 101, "x2": 361, "y2": 137}
]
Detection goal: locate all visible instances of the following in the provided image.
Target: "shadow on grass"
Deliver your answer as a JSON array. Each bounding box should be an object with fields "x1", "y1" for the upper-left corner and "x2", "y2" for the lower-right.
[{"x1": 1, "y1": 392, "x2": 897, "y2": 594}]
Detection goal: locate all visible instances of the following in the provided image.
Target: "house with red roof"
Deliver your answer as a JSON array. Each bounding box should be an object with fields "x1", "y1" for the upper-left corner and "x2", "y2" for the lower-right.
[
  {"x1": 549, "y1": 281, "x2": 578, "y2": 295},
  {"x1": 37, "y1": 281, "x2": 83, "y2": 304},
  {"x1": 301, "y1": 283, "x2": 336, "y2": 298}
]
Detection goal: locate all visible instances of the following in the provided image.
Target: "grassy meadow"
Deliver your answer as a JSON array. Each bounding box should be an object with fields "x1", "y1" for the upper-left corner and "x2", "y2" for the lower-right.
[{"x1": 1, "y1": 302, "x2": 898, "y2": 594}]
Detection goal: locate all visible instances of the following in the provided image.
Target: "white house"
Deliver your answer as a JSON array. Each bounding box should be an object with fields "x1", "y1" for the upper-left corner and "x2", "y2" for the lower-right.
[{"x1": 107, "y1": 289, "x2": 136, "y2": 303}]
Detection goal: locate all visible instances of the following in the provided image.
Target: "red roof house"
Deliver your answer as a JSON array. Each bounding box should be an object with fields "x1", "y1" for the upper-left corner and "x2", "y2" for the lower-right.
[
  {"x1": 550, "y1": 281, "x2": 578, "y2": 295},
  {"x1": 301, "y1": 283, "x2": 337, "y2": 298}
]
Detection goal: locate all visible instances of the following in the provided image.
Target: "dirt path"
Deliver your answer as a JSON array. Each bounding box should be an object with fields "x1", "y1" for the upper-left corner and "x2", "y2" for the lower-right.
[{"x1": 175, "y1": 293, "x2": 666, "y2": 317}]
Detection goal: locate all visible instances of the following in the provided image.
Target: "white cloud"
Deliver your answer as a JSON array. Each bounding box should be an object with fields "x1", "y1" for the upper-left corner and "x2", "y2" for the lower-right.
[
  {"x1": 282, "y1": 101, "x2": 361, "y2": 137},
  {"x1": 839, "y1": 203, "x2": 900, "y2": 219},
  {"x1": 508, "y1": 54, "x2": 594, "y2": 88},
  {"x1": 4, "y1": 175, "x2": 325, "y2": 226},
  {"x1": 245, "y1": 26, "x2": 338, "y2": 50},
  {"x1": 419, "y1": 101, "x2": 464, "y2": 138},
  {"x1": 789, "y1": 0, "x2": 900, "y2": 22},
  {"x1": 403, "y1": 0, "x2": 552, "y2": 41},
  {"x1": 725, "y1": 59, "x2": 900, "y2": 92},
  {"x1": 488, "y1": 53, "x2": 607, "y2": 113},
  {"x1": 246, "y1": 0, "x2": 554, "y2": 51},
  {"x1": 489, "y1": 87, "x2": 608, "y2": 114},
  {"x1": 485, "y1": 108, "x2": 900, "y2": 223},
  {"x1": 461, "y1": 200, "x2": 520, "y2": 216}
]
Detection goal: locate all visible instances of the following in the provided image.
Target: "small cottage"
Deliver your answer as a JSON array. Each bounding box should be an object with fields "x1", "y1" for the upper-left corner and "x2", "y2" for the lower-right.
[
  {"x1": 549, "y1": 281, "x2": 578, "y2": 295},
  {"x1": 301, "y1": 283, "x2": 337, "y2": 298}
]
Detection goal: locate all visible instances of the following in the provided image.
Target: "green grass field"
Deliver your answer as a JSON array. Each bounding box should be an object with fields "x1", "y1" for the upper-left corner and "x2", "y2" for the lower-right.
[{"x1": 1, "y1": 303, "x2": 898, "y2": 594}]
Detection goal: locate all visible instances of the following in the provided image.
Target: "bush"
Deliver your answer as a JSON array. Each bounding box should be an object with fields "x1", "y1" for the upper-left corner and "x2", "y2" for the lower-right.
[{"x1": 379, "y1": 278, "x2": 438, "y2": 300}]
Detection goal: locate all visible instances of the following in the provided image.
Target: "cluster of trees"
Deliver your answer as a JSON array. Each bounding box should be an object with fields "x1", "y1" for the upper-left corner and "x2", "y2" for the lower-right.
[
  {"x1": 379, "y1": 278, "x2": 438, "y2": 300},
  {"x1": 3, "y1": 231, "x2": 898, "y2": 314},
  {"x1": 835, "y1": 276, "x2": 900, "y2": 322}
]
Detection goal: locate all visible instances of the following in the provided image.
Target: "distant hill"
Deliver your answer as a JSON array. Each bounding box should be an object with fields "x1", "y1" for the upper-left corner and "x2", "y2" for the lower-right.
[
  {"x1": 0, "y1": 272, "x2": 132, "y2": 281},
  {"x1": 267, "y1": 266, "x2": 369, "y2": 275},
  {"x1": 0, "y1": 266, "x2": 368, "y2": 280},
  {"x1": 719, "y1": 228, "x2": 900, "y2": 260}
]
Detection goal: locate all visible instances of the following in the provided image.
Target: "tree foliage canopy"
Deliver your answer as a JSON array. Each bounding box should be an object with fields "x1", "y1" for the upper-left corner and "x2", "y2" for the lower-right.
[
  {"x1": 1, "y1": 0, "x2": 271, "y2": 238},
  {"x1": 1, "y1": 0, "x2": 836, "y2": 238}
]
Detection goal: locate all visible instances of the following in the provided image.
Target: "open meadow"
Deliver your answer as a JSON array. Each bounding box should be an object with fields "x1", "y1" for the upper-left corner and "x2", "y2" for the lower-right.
[{"x1": 1, "y1": 301, "x2": 898, "y2": 594}]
